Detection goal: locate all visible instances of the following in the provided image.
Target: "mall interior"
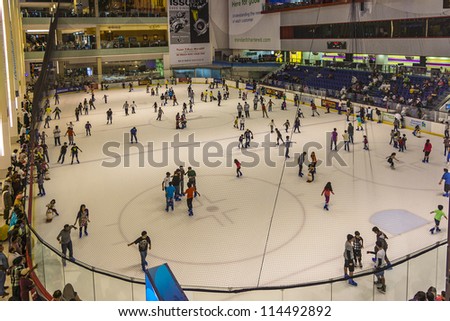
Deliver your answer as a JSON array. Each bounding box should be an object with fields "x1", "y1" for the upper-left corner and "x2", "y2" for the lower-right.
[{"x1": 0, "y1": 0, "x2": 449, "y2": 301}]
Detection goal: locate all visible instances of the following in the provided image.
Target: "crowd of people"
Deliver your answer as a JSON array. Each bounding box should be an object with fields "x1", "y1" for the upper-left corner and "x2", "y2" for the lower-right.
[{"x1": 265, "y1": 64, "x2": 450, "y2": 116}]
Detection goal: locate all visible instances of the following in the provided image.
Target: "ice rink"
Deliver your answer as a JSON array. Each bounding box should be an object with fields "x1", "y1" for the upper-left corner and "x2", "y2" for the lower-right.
[{"x1": 33, "y1": 82, "x2": 447, "y2": 290}]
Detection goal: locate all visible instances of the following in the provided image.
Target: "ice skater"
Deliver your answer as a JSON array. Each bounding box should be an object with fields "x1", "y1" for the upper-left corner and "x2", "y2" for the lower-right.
[
  {"x1": 230, "y1": 116, "x2": 237, "y2": 130},
  {"x1": 429, "y1": 205, "x2": 447, "y2": 234},
  {"x1": 275, "y1": 128, "x2": 284, "y2": 145},
  {"x1": 130, "y1": 127, "x2": 138, "y2": 143},
  {"x1": 321, "y1": 182, "x2": 334, "y2": 210},
  {"x1": 70, "y1": 144, "x2": 82, "y2": 164},
  {"x1": 285, "y1": 136, "x2": 294, "y2": 158},
  {"x1": 311, "y1": 101, "x2": 320, "y2": 117},
  {"x1": 422, "y1": 139, "x2": 432, "y2": 163},
  {"x1": 343, "y1": 130, "x2": 350, "y2": 152},
  {"x1": 84, "y1": 121, "x2": 92, "y2": 136},
  {"x1": 307, "y1": 163, "x2": 315, "y2": 183},
  {"x1": 353, "y1": 231, "x2": 364, "y2": 268},
  {"x1": 165, "y1": 182, "x2": 176, "y2": 212},
  {"x1": 127, "y1": 231, "x2": 151, "y2": 271},
  {"x1": 57, "y1": 143, "x2": 68, "y2": 164},
  {"x1": 244, "y1": 129, "x2": 253, "y2": 148},
  {"x1": 244, "y1": 101, "x2": 250, "y2": 118},
  {"x1": 439, "y1": 168, "x2": 450, "y2": 197},
  {"x1": 344, "y1": 234, "x2": 358, "y2": 286},
  {"x1": 293, "y1": 117, "x2": 301, "y2": 133},
  {"x1": 185, "y1": 182, "x2": 200, "y2": 216},
  {"x1": 74, "y1": 204, "x2": 90, "y2": 238},
  {"x1": 370, "y1": 226, "x2": 392, "y2": 268},
  {"x1": 131, "y1": 101, "x2": 137, "y2": 114},
  {"x1": 297, "y1": 151, "x2": 307, "y2": 177},
  {"x1": 65, "y1": 127, "x2": 76, "y2": 145},
  {"x1": 330, "y1": 128, "x2": 338, "y2": 151},
  {"x1": 283, "y1": 120, "x2": 290, "y2": 133},
  {"x1": 356, "y1": 115, "x2": 363, "y2": 131},
  {"x1": 239, "y1": 116, "x2": 245, "y2": 131},
  {"x1": 46, "y1": 199, "x2": 60, "y2": 223},
  {"x1": 53, "y1": 106, "x2": 61, "y2": 119},
  {"x1": 386, "y1": 152, "x2": 398, "y2": 169},
  {"x1": 106, "y1": 108, "x2": 113, "y2": 124},
  {"x1": 238, "y1": 134, "x2": 244, "y2": 149},
  {"x1": 157, "y1": 107, "x2": 164, "y2": 121},
  {"x1": 89, "y1": 98, "x2": 96, "y2": 110},
  {"x1": 57, "y1": 224, "x2": 77, "y2": 266},
  {"x1": 123, "y1": 101, "x2": 129, "y2": 116},
  {"x1": 367, "y1": 241, "x2": 387, "y2": 293},
  {"x1": 347, "y1": 122, "x2": 354, "y2": 144},
  {"x1": 269, "y1": 119, "x2": 276, "y2": 133},
  {"x1": 363, "y1": 135, "x2": 369, "y2": 150},
  {"x1": 261, "y1": 103, "x2": 269, "y2": 118},
  {"x1": 234, "y1": 159, "x2": 242, "y2": 177}
]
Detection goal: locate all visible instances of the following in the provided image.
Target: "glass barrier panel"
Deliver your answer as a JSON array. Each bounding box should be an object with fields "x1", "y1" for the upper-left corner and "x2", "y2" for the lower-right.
[
  {"x1": 283, "y1": 283, "x2": 333, "y2": 301},
  {"x1": 30, "y1": 234, "x2": 45, "y2": 286},
  {"x1": 131, "y1": 281, "x2": 146, "y2": 301},
  {"x1": 93, "y1": 272, "x2": 134, "y2": 301},
  {"x1": 63, "y1": 261, "x2": 95, "y2": 301},
  {"x1": 374, "y1": 261, "x2": 407, "y2": 301},
  {"x1": 436, "y1": 246, "x2": 447, "y2": 292},
  {"x1": 186, "y1": 290, "x2": 282, "y2": 301},
  {"x1": 407, "y1": 250, "x2": 437, "y2": 299},
  {"x1": 330, "y1": 275, "x2": 374, "y2": 301},
  {"x1": 41, "y1": 244, "x2": 65, "y2": 296}
]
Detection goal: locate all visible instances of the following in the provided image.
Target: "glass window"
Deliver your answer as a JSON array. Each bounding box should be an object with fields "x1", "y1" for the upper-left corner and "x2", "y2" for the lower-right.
[
  {"x1": 315, "y1": 24, "x2": 333, "y2": 38},
  {"x1": 293, "y1": 25, "x2": 316, "y2": 38},
  {"x1": 393, "y1": 19, "x2": 426, "y2": 38},
  {"x1": 428, "y1": 17, "x2": 450, "y2": 37},
  {"x1": 333, "y1": 23, "x2": 352, "y2": 39}
]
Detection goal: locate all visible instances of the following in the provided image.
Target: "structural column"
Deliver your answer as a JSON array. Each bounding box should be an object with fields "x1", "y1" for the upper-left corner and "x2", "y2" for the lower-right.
[
  {"x1": 0, "y1": 0, "x2": 14, "y2": 170},
  {"x1": 96, "y1": 57, "x2": 102, "y2": 83},
  {"x1": 94, "y1": 0, "x2": 99, "y2": 17},
  {"x1": 95, "y1": 25, "x2": 101, "y2": 49}
]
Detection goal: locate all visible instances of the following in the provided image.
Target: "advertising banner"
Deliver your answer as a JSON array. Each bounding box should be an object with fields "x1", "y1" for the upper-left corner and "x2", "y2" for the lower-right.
[
  {"x1": 382, "y1": 112, "x2": 395, "y2": 124},
  {"x1": 168, "y1": 0, "x2": 211, "y2": 65},
  {"x1": 407, "y1": 117, "x2": 432, "y2": 132},
  {"x1": 321, "y1": 99, "x2": 338, "y2": 110},
  {"x1": 229, "y1": 0, "x2": 280, "y2": 50}
]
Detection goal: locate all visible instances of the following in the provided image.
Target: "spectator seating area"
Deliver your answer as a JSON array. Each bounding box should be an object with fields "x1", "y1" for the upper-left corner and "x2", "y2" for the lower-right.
[{"x1": 264, "y1": 64, "x2": 450, "y2": 111}]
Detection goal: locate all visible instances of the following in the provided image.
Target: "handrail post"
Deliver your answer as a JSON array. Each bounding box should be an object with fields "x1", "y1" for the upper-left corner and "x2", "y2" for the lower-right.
[{"x1": 446, "y1": 197, "x2": 450, "y2": 300}]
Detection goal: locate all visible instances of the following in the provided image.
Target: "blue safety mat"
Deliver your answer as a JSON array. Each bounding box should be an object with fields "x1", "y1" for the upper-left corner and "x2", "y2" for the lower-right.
[{"x1": 370, "y1": 210, "x2": 429, "y2": 235}]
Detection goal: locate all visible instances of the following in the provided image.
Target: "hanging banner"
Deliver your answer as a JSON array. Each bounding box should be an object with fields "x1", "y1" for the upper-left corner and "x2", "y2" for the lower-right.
[
  {"x1": 168, "y1": 0, "x2": 211, "y2": 66},
  {"x1": 229, "y1": 0, "x2": 280, "y2": 50}
]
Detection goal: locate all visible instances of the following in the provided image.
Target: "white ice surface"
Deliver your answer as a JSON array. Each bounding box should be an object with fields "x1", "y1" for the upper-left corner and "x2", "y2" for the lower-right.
[{"x1": 33, "y1": 84, "x2": 447, "y2": 290}]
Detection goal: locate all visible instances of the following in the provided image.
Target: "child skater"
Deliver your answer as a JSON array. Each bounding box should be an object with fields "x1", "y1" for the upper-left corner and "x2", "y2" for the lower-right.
[
  {"x1": 363, "y1": 135, "x2": 369, "y2": 150},
  {"x1": 353, "y1": 231, "x2": 364, "y2": 268},
  {"x1": 386, "y1": 152, "x2": 399, "y2": 169},
  {"x1": 429, "y1": 205, "x2": 447, "y2": 234},
  {"x1": 185, "y1": 182, "x2": 201, "y2": 216},
  {"x1": 321, "y1": 182, "x2": 334, "y2": 210},
  {"x1": 234, "y1": 159, "x2": 243, "y2": 177}
]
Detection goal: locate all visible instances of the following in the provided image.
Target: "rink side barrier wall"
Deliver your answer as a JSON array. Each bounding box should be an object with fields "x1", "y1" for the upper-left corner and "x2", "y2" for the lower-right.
[
  {"x1": 22, "y1": 82, "x2": 449, "y2": 301},
  {"x1": 253, "y1": 83, "x2": 446, "y2": 137},
  {"x1": 56, "y1": 77, "x2": 444, "y2": 137}
]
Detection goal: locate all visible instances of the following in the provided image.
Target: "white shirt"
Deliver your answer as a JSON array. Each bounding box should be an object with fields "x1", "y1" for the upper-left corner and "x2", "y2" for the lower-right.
[
  {"x1": 163, "y1": 176, "x2": 170, "y2": 188},
  {"x1": 375, "y1": 248, "x2": 386, "y2": 268}
]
